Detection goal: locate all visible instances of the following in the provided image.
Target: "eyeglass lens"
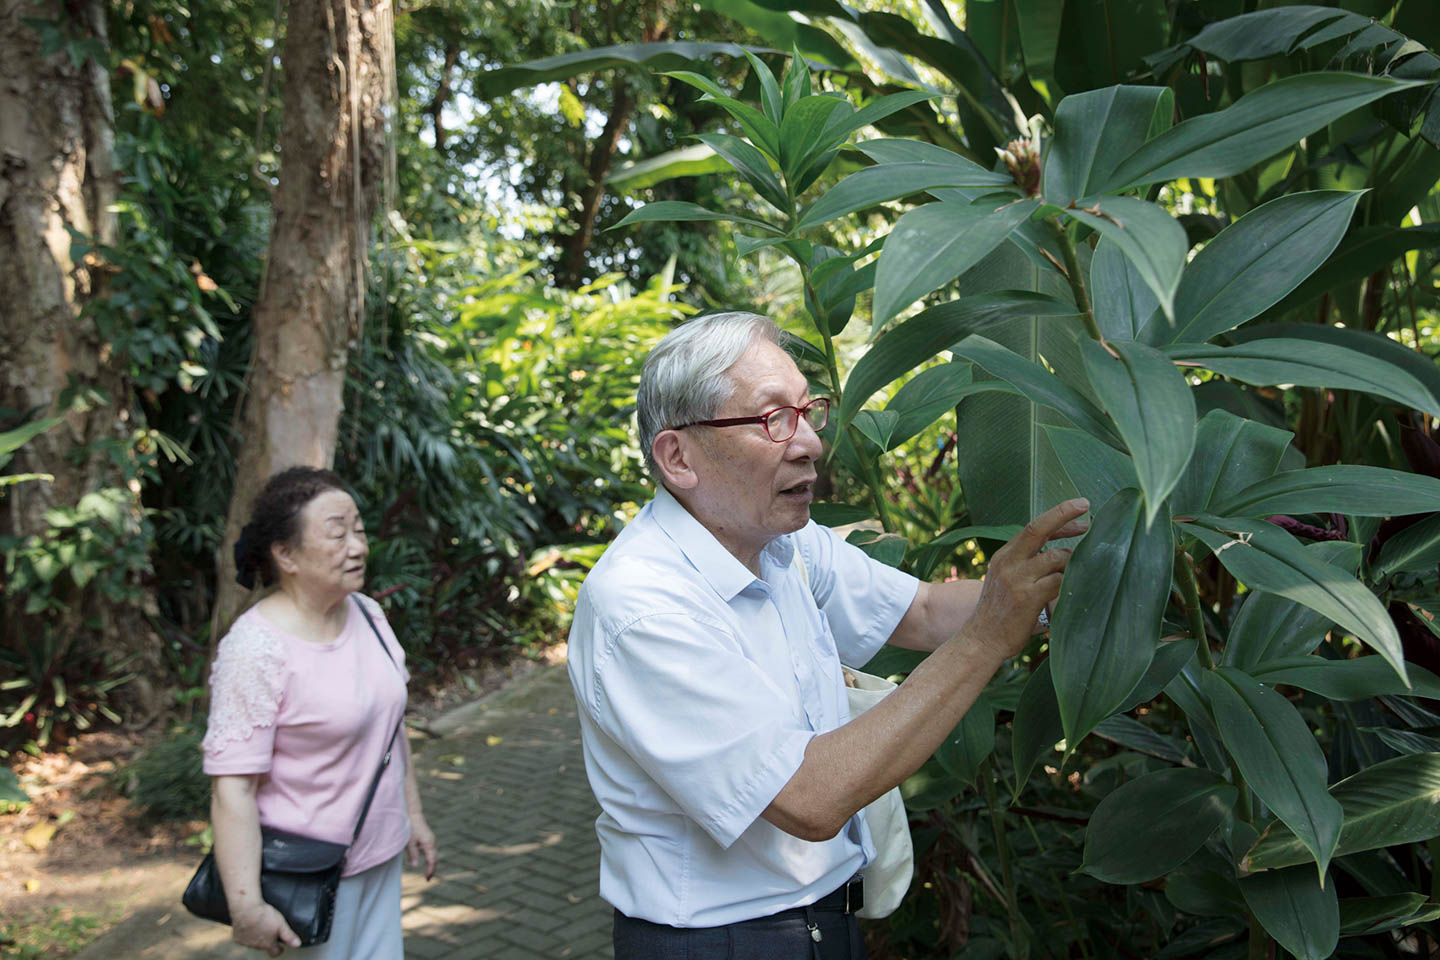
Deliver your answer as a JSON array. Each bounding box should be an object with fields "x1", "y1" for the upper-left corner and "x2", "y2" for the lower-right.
[{"x1": 764, "y1": 400, "x2": 829, "y2": 441}]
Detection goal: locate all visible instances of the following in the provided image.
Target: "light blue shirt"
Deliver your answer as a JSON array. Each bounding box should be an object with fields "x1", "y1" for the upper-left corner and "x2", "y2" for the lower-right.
[{"x1": 567, "y1": 486, "x2": 920, "y2": 927}]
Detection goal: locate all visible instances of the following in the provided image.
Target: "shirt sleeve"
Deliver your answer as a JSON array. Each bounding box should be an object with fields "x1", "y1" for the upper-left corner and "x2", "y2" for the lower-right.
[
  {"x1": 588, "y1": 612, "x2": 817, "y2": 850},
  {"x1": 794, "y1": 522, "x2": 920, "y2": 668},
  {"x1": 202, "y1": 619, "x2": 288, "y2": 776}
]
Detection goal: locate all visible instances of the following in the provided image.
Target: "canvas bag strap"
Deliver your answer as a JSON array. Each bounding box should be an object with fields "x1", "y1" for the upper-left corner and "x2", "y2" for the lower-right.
[{"x1": 350, "y1": 596, "x2": 406, "y2": 846}]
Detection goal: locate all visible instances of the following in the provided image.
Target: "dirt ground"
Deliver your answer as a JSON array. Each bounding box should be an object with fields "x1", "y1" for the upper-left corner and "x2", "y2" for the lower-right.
[{"x1": 0, "y1": 646, "x2": 562, "y2": 956}]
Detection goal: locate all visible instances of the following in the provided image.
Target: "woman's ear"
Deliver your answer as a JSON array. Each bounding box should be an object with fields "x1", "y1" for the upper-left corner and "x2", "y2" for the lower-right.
[
  {"x1": 271, "y1": 539, "x2": 300, "y2": 577},
  {"x1": 652, "y1": 430, "x2": 699, "y2": 490}
]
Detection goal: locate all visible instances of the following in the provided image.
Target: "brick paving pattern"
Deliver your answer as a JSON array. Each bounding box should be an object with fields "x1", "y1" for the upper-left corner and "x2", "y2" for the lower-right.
[{"x1": 73, "y1": 664, "x2": 614, "y2": 959}]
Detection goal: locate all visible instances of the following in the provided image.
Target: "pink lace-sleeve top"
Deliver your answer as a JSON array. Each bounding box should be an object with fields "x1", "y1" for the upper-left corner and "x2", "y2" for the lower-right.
[{"x1": 202, "y1": 593, "x2": 411, "y2": 877}]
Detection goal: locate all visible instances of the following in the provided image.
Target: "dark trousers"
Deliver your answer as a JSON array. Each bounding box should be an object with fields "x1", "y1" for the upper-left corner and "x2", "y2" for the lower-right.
[{"x1": 613, "y1": 906, "x2": 865, "y2": 960}]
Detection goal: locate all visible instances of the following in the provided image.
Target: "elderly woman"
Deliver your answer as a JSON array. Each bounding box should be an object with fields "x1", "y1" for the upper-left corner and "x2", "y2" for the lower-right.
[{"x1": 202, "y1": 467, "x2": 437, "y2": 958}]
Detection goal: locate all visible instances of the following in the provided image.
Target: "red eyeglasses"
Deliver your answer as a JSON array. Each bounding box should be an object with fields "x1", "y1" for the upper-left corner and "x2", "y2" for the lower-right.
[{"x1": 673, "y1": 397, "x2": 831, "y2": 443}]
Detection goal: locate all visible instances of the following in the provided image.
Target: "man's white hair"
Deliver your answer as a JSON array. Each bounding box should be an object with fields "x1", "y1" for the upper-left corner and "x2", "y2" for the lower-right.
[{"x1": 636, "y1": 311, "x2": 785, "y2": 479}]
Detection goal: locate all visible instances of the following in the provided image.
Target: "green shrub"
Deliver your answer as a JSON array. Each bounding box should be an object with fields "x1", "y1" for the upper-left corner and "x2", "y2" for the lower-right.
[{"x1": 119, "y1": 725, "x2": 209, "y2": 822}]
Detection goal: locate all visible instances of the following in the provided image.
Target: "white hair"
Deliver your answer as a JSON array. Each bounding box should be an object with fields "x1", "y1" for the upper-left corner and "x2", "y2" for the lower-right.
[{"x1": 636, "y1": 311, "x2": 784, "y2": 479}]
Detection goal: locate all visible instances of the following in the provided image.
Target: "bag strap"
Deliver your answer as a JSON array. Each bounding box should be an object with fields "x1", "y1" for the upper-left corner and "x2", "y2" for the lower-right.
[{"x1": 349, "y1": 596, "x2": 406, "y2": 846}]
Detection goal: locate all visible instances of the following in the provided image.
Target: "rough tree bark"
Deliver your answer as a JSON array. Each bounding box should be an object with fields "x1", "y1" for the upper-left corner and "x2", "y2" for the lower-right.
[
  {"x1": 210, "y1": 0, "x2": 393, "y2": 640},
  {"x1": 0, "y1": 0, "x2": 163, "y2": 717}
]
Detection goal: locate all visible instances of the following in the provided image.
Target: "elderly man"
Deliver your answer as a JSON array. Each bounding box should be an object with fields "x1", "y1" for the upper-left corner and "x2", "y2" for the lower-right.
[{"x1": 568, "y1": 312, "x2": 1087, "y2": 958}]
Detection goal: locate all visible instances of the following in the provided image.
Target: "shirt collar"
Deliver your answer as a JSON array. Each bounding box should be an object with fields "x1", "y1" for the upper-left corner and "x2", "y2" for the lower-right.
[{"x1": 652, "y1": 485, "x2": 793, "y2": 601}]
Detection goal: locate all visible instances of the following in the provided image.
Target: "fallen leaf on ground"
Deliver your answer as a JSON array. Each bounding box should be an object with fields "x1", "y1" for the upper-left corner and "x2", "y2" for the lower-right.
[
  {"x1": 24, "y1": 822, "x2": 56, "y2": 851},
  {"x1": 485, "y1": 735, "x2": 503, "y2": 746}
]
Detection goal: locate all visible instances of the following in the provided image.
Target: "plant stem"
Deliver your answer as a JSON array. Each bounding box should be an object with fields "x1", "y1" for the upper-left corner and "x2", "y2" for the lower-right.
[
  {"x1": 1045, "y1": 219, "x2": 1104, "y2": 343},
  {"x1": 982, "y1": 761, "x2": 1030, "y2": 960},
  {"x1": 1175, "y1": 550, "x2": 1215, "y2": 671}
]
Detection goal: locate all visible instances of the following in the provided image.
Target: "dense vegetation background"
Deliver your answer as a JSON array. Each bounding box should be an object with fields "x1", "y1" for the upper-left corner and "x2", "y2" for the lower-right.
[{"x1": 3, "y1": 0, "x2": 1440, "y2": 956}]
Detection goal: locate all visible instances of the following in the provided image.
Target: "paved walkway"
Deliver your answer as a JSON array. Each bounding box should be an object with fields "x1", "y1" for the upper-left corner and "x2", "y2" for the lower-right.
[{"x1": 73, "y1": 664, "x2": 614, "y2": 959}]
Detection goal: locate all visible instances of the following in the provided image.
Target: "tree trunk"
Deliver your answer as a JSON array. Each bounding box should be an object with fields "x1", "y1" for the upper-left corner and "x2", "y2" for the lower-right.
[
  {"x1": 210, "y1": 0, "x2": 393, "y2": 641},
  {"x1": 0, "y1": 0, "x2": 164, "y2": 721},
  {"x1": 429, "y1": 39, "x2": 459, "y2": 151},
  {"x1": 555, "y1": 79, "x2": 635, "y2": 288}
]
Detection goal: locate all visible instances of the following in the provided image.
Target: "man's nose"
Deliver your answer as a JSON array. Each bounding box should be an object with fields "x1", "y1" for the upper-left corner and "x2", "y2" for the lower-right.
[{"x1": 787, "y1": 416, "x2": 824, "y2": 459}]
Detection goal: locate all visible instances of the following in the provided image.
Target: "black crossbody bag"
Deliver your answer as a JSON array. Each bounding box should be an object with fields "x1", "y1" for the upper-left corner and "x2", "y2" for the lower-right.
[{"x1": 183, "y1": 597, "x2": 403, "y2": 946}]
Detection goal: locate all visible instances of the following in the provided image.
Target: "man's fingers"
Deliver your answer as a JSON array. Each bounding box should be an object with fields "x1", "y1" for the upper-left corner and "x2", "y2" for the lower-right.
[
  {"x1": 1014, "y1": 499, "x2": 1089, "y2": 555},
  {"x1": 1027, "y1": 548, "x2": 1072, "y2": 577},
  {"x1": 277, "y1": 918, "x2": 301, "y2": 949}
]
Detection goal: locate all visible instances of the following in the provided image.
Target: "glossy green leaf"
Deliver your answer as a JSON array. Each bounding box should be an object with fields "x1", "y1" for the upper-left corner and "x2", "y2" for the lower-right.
[
  {"x1": 1066, "y1": 198, "x2": 1188, "y2": 323},
  {"x1": 1246, "y1": 753, "x2": 1440, "y2": 871},
  {"x1": 879, "y1": 363, "x2": 986, "y2": 451},
  {"x1": 1240, "y1": 865, "x2": 1339, "y2": 960},
  {"x1": 1373, "y1": 514, "x2": 1440, "y2": 579},
  {"x1": 475, "y1": 41, "x2": 753, "y2": 98},
  {"x1": 1082, "y1": 768, "x2": 1235, "y2": 884},
  {"x1": 912, "y1": 524, "x2": 1022, "y2": 583},
  {"x1": 797, "y1": 162, "x2": 1014, "y2": 232},
  {"x1": 819, "y1": 90, "x2": 939, "y2": 148},
  {"x1": 1250, "y1": 656, "x2": 1440, "y2": 702},
  {"x1": 1117, "y1": 637, "x2": 1198, "y2": 713},
  {"x1": 1090, "y1": 236, "x2": 1160, "y2": 341},
  {"x1": 693, "y1": 133, "x2": 788, "y2": 211},
  {"x1": 1236, "y1": 322, "x2": 1440, "y2": 410},
  {"x1": 1166, "y1": 340, "x2": 1440, "y2": 419},
  {"x1": 872, "y1": 196, "x2": 1040, "y2": 328},
  {"x1": 691, "y1": 91, "x2": 783, "y2": 157},
  {"x1": 1263, "y1": 225, "x2": 1440, "y2": 321},
  {"x1": 1053, "y1": 0, "x2": 1171, "y2": 95},
  {"x1": 1082, "y1": 338, "x2": 1195, "y2": 526},
  {"x1": 1043, "y1": 425, "x2": 1137, "y2": 509},
  {"x1": 0, "y1": 768, "x2": 28, "y2": 806},
  {"x1": 1105, "y1": 73, "x2": 1424, "y2": 191},
  {"x1": 1093, "y1": 714, "x2": 1192, "y2": 765},
  {"x1": 1363, "y1": 726, "x2": 1440, "y2": 756},
  {"x1": 608, "y1": 144, "x2": 731, "y2": 193},
  {"x1": 1051, "y1": 489, "x2": 1173, "y2": 748},
  {"x1": 742, "y1": 50, "x2": 783, "y2": 123},
  {"x1": 1215, "y1": 466, "x2": 1440, "y2": 519},
  {"x1": 1012, "y1": 0, "x2": 1063, "y2": 91},
  {"x1": 1183, "y1": 7, "x2": 1365, "y2": 62},
  {"x1": 935, "y1": 690, "x2": 996, "y2": 785},
  {"x1": 846, "y1": 528, "x2": 908, "y2": 568},
  {"x1": 953, "y1": 335, "x2": 1119, "y2": 448},
  {"x1": 611, "y1": 201, "x2": 783, "y2": 234},
  {"x1": 1222, "y1": 589, "x2": 1332, "y2": 671},
  {"x1": 0, "y1": 417, "x2": 63, "y2": 459},
  {"x1": 1170, "y1": 410, "x2": 1293, "y2": 517},
  {"x1": 839, "y1": 292, "x2": 1077, "y2": 428},
  {"x1": 1044, "y1": 85, "x2": 1172, "y2": 204},
  {"x1": 810, "y1": 502, "x2": 873, "y2": 528},
  {"x1": 1202, "y1": 666, "x2": 1342, "y2": 882},
  {"x1": 1182, "y1": 517, "x2": 1406, "y2": 683},
  {"x1": 1339, "y1": 894, "x2": 1436, "y2": 937},
  {"x1": 1165, "y1": 849, "x2": 1248, "y2": 918},
  {"x1": 1159, "y1": 191, "x2": 1363, "y2": 346},
  {"x1": 1011, "y1": 659, "x2": 1063, "y2": 799},
  {"x1": 780, "y1": 94, "x2": 849, "y2": 181}
]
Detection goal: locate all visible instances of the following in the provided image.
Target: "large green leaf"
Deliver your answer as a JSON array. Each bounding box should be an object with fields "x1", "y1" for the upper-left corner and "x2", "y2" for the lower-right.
[
  {"x1": 1052, "y1": 0, "x2": 1171, "y2": 95},
  {"x1": 611, "y1": 200, "x2": 783, "y2": 234},
  {"x1": 1246, "y1": 753, "x2": 1440, "y2": 871},
  {"x1": 1373, "y1": 514, "x2": 1440, "y2": 579},
  {"x1": 698, "y1": 0, "x2": 856, "y2": 69},
  {"x1": 692, "y1": 133, "x2": 788, "y2": 211},
  {"x1": 1092, "y1": 714, "x2": 1192, "y2": 765},
  {"x1": 607, "y1": 145, "x2": 732, "y2": 192},
  {"x1": 819, "y1": 90, "x2": 939, "y2": 148},
  {"x1": 1240, "y1": 866, "x2": 1339, "y2": 960},
  {"x1": 953, "y1": 335, "x2": 1119, "y2": 448},
  {"x1": 1222, "y1": 589, "x2": 1332, "y2": 672},
  {"x1": 1044, "y1": 85, "x2": 1172, "y2": 204},
  {"x1": 1090, "y1": 236, "x2": 1159, "y2": 341},
  {"x1": 1082, "y1": 768, "x2": 1235, "y2": 884},
  {"x1": 1051, "y1": 488, "x2": 1173, "y2": 748},
  {"x1": 0, "y1": 768, "x2": 28, "y2": 807},
  {"x1": 1166, "y1": 340, "x2": 1440, "y2": 419},
  {"x1": 1165, "y1": 849, "x2": 1249, "y2": 918},
  {"x1": 1181, "y1": 516, "x2": 1407, "y2": 682},
  {"x1": 1066, "y1": 198, "x2": 1188, "y2": 323},
  {"x1": 1159, "y1": 191, "x2": 1363, "y2": 346},
  {"x1": 1214, "y1": 466, "x2": 1440, "y2": 519},
  {"x1": 1250, "y1": 656, "x2": 1440, "y2": 702},
  {"x1": 1339, "y1": 894, "x2": 1440, "y2": 937},
  {"x1": 1011, "y1": 659, "x2": 1062, "y2": 799},
  {"x1": 934, "y1": 690, "x2": 995, "y2": 785},
  {"x1": 1104, "y1": 73, "x2": 1424, "y2": 191},
  {"x1": 1235, "y1": 322, "x2": 1440, "y2": 410},
  {"x1": 0, "y1": 416, "x2": 63, "y2": 460},
  {"x1": 780, "y1": 94, "x2": 850, "y2": 182},
  {"x1": 878, "y1": 363, "x2": 988, "y2": 452},
  {"x1": 475, "y1": 41, "x2": 755, "y2": 98},
  {"x1": 1170, "y1": 410, "x2": 1293, "y2": 517},
  {"x1": 1012, "y1": 0, "x2": 1063, "y2": 93},
  {"x1": 1182, "y1": 6, "x2": 1366, "y2": 62},
  {"x1": 839, "y1": 291, "x2": 1077, "y2": 428},
  {"x1": 1202, "y1": 667, "x2": 1343, "y2": 882},
  {"x1": 1117, "y1": 636, "x2": 1199, "y2": 713},
  {"x1": 1261, "y1": 225, "x2": 1440, "y2": 321},
  {"x1": 1042, "y1": 425, "x2": 1137, "y2": 509},
  {"x1": 872, "y1": 196, "x2": 1039, "y2": 328},
  {"x1": 1081, "y1": 338, "x2": 1195, "y2": 527},
  {"x1": 911, "y1": 524, "x2": 1022, "y2": 583},
  {"x1": 797, "y1": 162, "x2": 1013, "y2": 232}
]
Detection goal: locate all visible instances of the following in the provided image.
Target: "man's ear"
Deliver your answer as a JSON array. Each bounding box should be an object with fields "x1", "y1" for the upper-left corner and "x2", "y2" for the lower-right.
[{"x1": 652, "y1": 430, "x2": 699, "y2": 490}]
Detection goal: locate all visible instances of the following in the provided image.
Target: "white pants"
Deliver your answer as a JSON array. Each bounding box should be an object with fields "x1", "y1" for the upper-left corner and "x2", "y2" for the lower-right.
[{"x1": 300, "y1": 853, "x2": 403, "y2": 959}]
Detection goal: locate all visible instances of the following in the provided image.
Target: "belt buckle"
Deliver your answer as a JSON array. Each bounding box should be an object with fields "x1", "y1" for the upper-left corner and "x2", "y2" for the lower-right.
[{"x1": 845, "y1": 875, "x2": 864, "y2": 914}]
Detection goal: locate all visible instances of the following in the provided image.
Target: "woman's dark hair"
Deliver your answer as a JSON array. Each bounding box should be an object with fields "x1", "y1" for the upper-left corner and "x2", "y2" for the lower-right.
[{"x1": 233, "y1": 467, "x2": 348, "y2": 589}]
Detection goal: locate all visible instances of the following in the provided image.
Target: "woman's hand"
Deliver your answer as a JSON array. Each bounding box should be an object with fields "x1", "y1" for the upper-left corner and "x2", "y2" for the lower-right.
[
  {"x1": 231, "y1": 901, "x2": 301, "y2": 956},
  {"x1": 408, "y1": 814, "x2": 438, "y2": 880}
]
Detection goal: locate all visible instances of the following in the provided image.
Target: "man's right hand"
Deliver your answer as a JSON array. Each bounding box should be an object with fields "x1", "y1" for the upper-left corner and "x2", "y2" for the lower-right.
[
  {"x1": 231, "y1": 901, "x2": 301, "y2": 956},
  {"x1": 968, "y1": 498, "x2": 1089, "y2": 661}
]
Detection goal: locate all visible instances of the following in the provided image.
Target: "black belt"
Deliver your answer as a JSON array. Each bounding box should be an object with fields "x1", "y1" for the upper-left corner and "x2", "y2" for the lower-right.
[{"x1": 778, "y1": 875, "x2": 863, "y2": 917}]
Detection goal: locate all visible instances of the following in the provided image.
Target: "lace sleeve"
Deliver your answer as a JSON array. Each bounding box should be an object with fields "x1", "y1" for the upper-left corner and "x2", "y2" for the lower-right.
[{"x1": 202, "y1": 616, "x2": 288, "y2": 755}]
